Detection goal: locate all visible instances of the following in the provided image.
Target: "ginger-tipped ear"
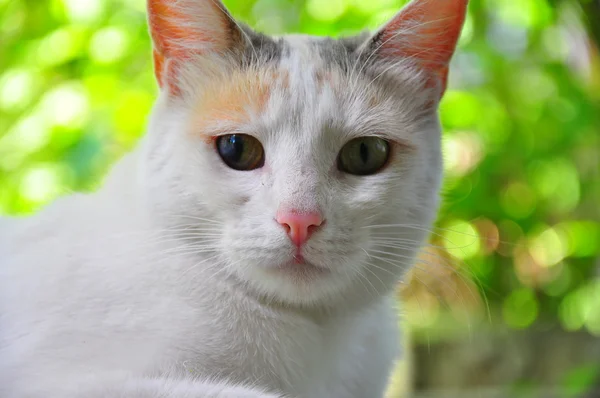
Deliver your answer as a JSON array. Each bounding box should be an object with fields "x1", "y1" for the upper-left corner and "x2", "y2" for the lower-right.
[
  {"x1": 369, "y1": 0, "x2": 468, "y2": 97},
  {"x1": 148, "y1": 0, "x2": 243, "y2": 96}
]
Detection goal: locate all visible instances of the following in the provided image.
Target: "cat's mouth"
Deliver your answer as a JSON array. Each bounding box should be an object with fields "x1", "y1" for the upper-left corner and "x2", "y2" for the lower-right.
[{"x1": 273, "y1": 258, "x2": 330, "y2": 278}]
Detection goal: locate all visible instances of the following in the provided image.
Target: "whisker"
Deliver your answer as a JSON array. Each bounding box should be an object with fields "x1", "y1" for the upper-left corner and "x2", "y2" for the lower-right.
[{"x1": 165, "y1": 214, "x2": 223, "y2": 225}]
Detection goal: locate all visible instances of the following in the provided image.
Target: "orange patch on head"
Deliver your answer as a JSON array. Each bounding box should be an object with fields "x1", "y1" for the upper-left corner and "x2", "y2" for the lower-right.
[
  {"x1": 315, "y1": 69, "x2": 336, "y2": 92},
  {"x1": 315, "y1": 68, "x2": 345, "y2": 95},
  {"x1": 190, "y1": 69, "x2": 281, "y2": 140}
]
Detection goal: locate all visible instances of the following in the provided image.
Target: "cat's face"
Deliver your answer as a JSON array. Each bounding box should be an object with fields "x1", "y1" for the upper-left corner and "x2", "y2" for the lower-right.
[{"x1": 144, "y1": 0, "x2": 467, "y2": 307}]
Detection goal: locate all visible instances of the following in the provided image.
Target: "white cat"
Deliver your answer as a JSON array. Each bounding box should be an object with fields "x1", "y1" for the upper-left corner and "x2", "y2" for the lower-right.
[{"x1": 0, "y1": 0, "x2": 468, "y2": 397}]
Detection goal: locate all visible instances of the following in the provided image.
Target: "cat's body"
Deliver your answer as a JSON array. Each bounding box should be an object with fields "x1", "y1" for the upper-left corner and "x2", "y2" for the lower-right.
[
  {"x1": 0, "y1": 170, "x2": 397, "y2": 398},
  {"x1": 0, "y1": 151, "x2": 398, "y2": 398},
  {"x1": 0, "y1": 0, "x2": 468, "y2": 397}
]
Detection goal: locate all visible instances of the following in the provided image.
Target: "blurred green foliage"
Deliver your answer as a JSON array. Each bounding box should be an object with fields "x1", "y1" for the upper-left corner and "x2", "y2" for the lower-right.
[{"x1": 1, "y1": 0, "x2": 599, "y2": 391}]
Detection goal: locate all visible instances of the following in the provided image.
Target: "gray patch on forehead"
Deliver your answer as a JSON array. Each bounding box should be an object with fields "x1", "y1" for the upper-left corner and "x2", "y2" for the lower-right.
[
  {"x1": 310, "y1": 31, "x2": 424, "y2": 102},
  {"x1": 239, "y1": 24, "x2": 286, "y2": 66},
  {"x1": 312, "y1": 32, "x2": 372, "y2": 73},
  {"x1": 236, "y1": 26, "x2": 375, "y2": 74}
]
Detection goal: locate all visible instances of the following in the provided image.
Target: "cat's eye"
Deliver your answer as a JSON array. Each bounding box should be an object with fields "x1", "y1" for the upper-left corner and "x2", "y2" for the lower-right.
[
  {"x1": 337, "y1": 137, "x2": 391, "y2": 176},
  {"x1": 216, "y1": 134, "x2": 265, "y2": 171}
]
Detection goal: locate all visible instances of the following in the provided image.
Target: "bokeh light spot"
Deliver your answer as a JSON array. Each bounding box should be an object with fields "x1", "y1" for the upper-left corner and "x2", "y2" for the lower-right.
[
  {"x1": 0, "y1": 69, "x2": 36, "y2": 112},
  {"x1": 0, "y1": 114, "x2": 50, "y2": 171},
  {"x1": 306, "y1": 0, "x2": 348, "y2": 22},
  {"x1": 442, "y1": 220, "x2": 481, "y2": 259},
  {"x1": 0, "y1": 1, "x2": 25, "y2": 36},
  {"x1": 495, "y1": 0, "x2": 552, "y2": 28},
  {"x1": 559, "y1": 280, "x2": 600, "y2": 336},
  {"x1": 89, "y1": 27, "x2": 130, "y2": 64},
  {"x1": 123, "y1": 0, "x2": 146, "y2": 12},
  {"x1": 440, "y1": 90, "x2": 481, "y2": 128},
  {"x1": 473, "y1": 218, "x2": 500, "y2": 254},
  {"x1": 251, "y1": 0, "x2": 293, "y2": 35},
  {"x1": 558, "y1": 221, "x2": 600, "y2": 258},
  {"x1": 19, "y1": 166, "x2": 63, "y2": 203},
  {"x1": 443, "y1": 132, "x2": 484, "y2": 177},
  {"x1": 503, "y1": 288, "x2": 539, "y2": 329},
  {"x1": 39, "y1": 83, "x2": 90, "y2": 129},
  {"x1": 458, "y1": 13, "x2": 474, "y2": 46},
  {"x1": 529, "y1": 226, "x2": 567, "y2": 267},
  {"x1": 487, "y1": 18, "x2": 528, "y2": 58},
  {"x1": 542, "y1": 27, "x2": 569, "y2": 62},
  {"x1": 500, "y1": 182, "x2": 537, "y2": 219},
  {"x1": 62, "y1": 0, "x2": 104, "y2": 24},
  {"x1": 37, "y1": 27, "x2": 83, "y2": 67},
  {"x1": 530, "y1": 159, "x2": 580, "y2": 214},
  {"x1": 350, "y1": 0, "x2": 397, "y2": 14}
]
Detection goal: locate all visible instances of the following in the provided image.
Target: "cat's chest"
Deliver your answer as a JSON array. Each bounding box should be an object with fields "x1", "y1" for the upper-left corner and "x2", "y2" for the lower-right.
[{"x1": 171, "y1": 296, "x2": 379, "y2": 396}]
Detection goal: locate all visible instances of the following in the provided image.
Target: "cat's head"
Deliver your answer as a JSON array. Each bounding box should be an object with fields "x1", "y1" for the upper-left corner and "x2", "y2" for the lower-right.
[{"x1": 142, "y1": 0, "x2": 467, "y2": 308}]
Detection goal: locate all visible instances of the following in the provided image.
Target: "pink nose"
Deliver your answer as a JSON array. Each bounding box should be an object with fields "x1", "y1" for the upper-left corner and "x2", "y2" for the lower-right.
[{"x1": 276, "y1": 210, "x2": 324, "y2": 247}]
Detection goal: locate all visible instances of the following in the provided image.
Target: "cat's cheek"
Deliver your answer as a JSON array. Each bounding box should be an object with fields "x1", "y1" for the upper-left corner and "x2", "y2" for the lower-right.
[{"x1": 196, "y1": 166, "x2": 264, "y2": 213}]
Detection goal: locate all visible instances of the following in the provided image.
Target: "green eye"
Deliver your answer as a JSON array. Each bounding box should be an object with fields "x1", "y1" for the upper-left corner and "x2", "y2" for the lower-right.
[
  {"x1": 216, "y1": 134, "x2": 265, "y2": 171},
  {"x1": 337, "y1": 137, "x2": 391, "y2": 176}
]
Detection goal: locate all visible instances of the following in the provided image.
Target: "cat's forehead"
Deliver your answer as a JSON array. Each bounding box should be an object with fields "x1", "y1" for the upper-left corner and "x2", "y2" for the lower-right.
[
  {"x1": 189, "y1": 28, "x2": 420, "y2": 141},
  {"x1": 241, "y1": 26, "x2": 366, "y2": 71},
  {"x1": 281, "y1": 33, "x2": 370, "y2": 73}
]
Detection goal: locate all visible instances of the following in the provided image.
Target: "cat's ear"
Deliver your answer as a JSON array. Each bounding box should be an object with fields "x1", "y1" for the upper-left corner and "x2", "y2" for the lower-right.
[
  {"x1": 148, "y1": 0, "x2": 243, "y2": 96},
  {"x1": 368, "y1": 0, "x2": 468, "y2": 97}
]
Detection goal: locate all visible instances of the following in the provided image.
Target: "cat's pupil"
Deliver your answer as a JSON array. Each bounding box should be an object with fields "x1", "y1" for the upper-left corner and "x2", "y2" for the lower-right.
[
  {"x1": 227, "y1": 136, "x2": 244, "y2": 162},
  {"x1": 359, "y1": 142, "x2": 369, "y2": 164}
]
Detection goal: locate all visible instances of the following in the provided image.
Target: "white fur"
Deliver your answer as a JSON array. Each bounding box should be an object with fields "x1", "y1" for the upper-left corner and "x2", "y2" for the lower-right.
[{"x1": 0, "y1": 2, "x2": 448, "y2": 397}]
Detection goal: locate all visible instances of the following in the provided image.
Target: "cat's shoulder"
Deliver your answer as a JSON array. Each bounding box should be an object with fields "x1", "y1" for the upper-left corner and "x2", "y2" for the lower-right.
[
  {"x1": 1, "y1": 194, "x2": 83, "y2": 236},
  {"x1": 0, "y1": 193, "x2": 96, "y2": 270}
]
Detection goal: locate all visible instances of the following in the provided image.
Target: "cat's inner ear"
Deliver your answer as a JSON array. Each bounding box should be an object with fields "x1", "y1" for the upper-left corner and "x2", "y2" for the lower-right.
[
  {"x1": 147, "y1": 0, "x2": 243, "y2": 96},
  {"x1": 366, "y1": 0, "x2": 468, "y2": 97}
]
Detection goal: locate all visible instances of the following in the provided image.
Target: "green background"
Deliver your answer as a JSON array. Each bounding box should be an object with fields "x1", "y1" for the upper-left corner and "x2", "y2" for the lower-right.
[{"x1": 1, "y1": 0, "x2": 599, "y2": 394}]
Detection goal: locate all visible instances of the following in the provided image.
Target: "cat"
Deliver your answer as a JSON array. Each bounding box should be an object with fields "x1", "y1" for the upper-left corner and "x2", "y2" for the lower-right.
[{"x1": 0, "y1": 0, "x2": 468, "y2": 397}]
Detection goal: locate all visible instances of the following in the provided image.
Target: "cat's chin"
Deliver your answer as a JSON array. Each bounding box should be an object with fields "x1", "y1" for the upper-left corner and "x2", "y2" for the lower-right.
[{"x1": 253, "y1": 261, "x2": 342, "y2": 307}]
